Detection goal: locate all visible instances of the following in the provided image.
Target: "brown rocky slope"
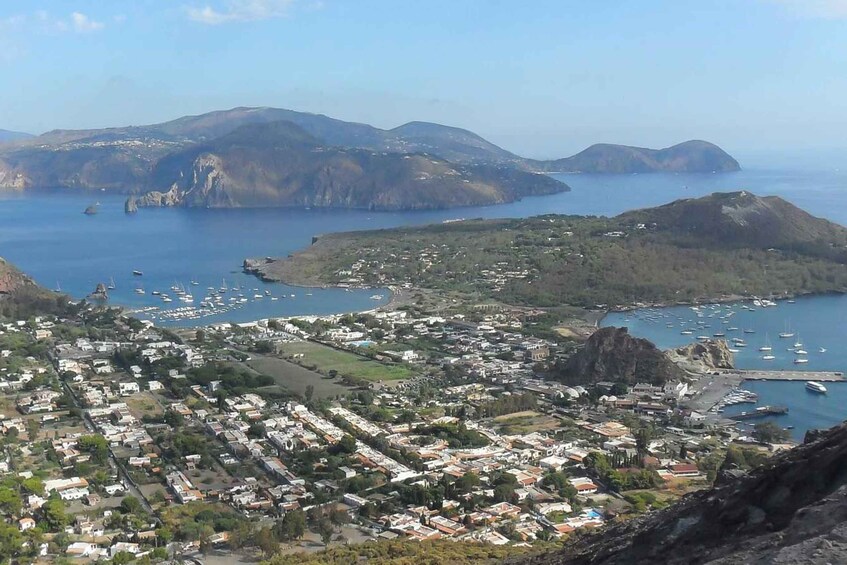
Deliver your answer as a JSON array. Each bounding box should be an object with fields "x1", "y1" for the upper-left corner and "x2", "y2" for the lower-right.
[{"x1": 518, "y1": 421, "x2": 847, "y2": 565}]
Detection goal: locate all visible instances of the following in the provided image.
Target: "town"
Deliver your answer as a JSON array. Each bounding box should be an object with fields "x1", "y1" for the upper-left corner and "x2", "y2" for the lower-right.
[{"x1": 0, "y1": 297, "x2": 792, "y2": 563}]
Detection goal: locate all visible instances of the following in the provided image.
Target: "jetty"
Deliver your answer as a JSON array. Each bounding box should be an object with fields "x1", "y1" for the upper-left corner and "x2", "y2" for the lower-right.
[
  {"x1": 728, "y1": 405, "x2": 789, "y2": 420},
  {"x1": 737, "y1": 370, "x2": 844, "y2": 382}
]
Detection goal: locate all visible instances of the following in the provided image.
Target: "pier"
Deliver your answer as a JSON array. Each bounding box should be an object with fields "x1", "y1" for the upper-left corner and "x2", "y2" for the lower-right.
[
  {"x1": 736, "y1": 370, "x2": 844, "y2": 382},
  {"x1": 728, "y1": 405, "x2": 789, "y2": 420}
]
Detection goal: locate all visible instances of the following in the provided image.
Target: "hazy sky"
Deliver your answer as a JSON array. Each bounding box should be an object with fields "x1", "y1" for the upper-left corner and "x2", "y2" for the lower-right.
[{"x1": 1, "y1": 0, "x2": 846, "y2": 158}]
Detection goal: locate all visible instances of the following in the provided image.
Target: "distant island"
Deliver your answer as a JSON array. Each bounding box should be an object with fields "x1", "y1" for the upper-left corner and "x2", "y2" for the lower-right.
[
  {"x1": 0, "y1": 107, "x2": 739, "y2": 211},
  {"x1": 246, "y1": 191, "x2": 847, "y2": 309}
]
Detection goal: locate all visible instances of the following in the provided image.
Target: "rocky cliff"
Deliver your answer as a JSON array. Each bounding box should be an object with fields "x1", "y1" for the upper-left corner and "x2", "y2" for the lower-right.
[
  {"x1": 520, "y1": 421, "x2": 847, "y2": 565},
  {"x1": 557, "y1": 327, "x2": 686, "y2": 386},
  {"x1": 668, "y1": 340, "x2": 734, "y2": 371},
  {"x1": 130, "y1": 122, "x2": 568, "y2": 211}
]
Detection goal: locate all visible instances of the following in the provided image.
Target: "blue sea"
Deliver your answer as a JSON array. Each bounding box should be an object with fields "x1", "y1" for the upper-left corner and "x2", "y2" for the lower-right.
[
  {"x1": 2, "y1": 164, "x2": 846, "y2": 329},
  {"x1": 719, "y1": 380, "x2": 847, "y2": 441}
]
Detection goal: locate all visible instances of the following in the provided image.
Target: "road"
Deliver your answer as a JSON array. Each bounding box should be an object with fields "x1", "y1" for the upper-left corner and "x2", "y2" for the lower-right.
[{"x1": 61, "y1": 379, "x2": 156, "y2": 515}]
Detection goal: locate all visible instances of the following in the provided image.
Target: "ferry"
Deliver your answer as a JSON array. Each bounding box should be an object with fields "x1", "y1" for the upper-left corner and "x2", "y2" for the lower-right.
[{"x1": 806, "y1": 381, "x2": 827, "y2": 393}]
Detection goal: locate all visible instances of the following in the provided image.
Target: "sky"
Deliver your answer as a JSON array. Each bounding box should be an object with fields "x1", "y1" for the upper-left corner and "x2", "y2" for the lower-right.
[{"x1": 0, "y1": 0, "x2": 846, "y2": 159}]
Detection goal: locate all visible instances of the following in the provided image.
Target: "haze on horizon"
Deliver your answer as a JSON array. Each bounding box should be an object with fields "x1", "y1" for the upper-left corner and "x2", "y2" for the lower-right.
[{"x1": 1, "y1": 0, "x2": 846, "y2": 160}]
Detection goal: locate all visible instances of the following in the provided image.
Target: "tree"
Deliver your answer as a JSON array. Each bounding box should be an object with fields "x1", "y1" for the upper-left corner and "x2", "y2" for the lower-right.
[
  {"x1": 493, "y1": 483, "x2": 517, "y2": 504},
  {"x1": 22, "y1": 477, "x2": 44, "y2": 496},
  {"x1": 42, "y1": 497, "x2": 69, "y2": 531},
  {"x1": 120, "y1": 495, "x2": 143, "y2": 515},
  {"x1": 455, "y1": 472, "x2": 480, "y2": 494},
  {"x1": 0, "y1": 488, "x2": 22, "y2": 517},
  {"x1": 317, "y1": 518, "x2": 334, "y2": 547},
  {"x1": 753, "y1": 421, "x2": 790, "y2": 444},
  {"x1": 78, "y1": 434, "x2": 110, "y2": 464},
  {"x1": 304, "y1": 385, "x2": 315, "y2": 403},
  {"x1": 255, "y1": 526, "x2": 279, "y2": 558},
  {"x1": 274, "y1": 509, "x2": 306, "y2": 542}
]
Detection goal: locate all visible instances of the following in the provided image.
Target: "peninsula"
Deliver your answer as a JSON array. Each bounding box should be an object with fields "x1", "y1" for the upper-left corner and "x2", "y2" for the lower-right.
[{"x1": 246, "y1": 191, "x2": 847, "y2": 309}]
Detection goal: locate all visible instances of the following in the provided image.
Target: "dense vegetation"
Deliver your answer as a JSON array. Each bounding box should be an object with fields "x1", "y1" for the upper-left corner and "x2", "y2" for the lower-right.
[
  {"x1": 262, "y1": 192, "x2": 847, "y2": 309},
  {"x1": 263, "y1": 539, "x2": 559, "y2": 565}
]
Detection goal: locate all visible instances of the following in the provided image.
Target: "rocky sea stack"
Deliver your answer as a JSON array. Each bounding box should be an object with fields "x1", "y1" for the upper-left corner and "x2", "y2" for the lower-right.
[{"x1": 557, "y1": 327, "x2": 686, "y2": 386}]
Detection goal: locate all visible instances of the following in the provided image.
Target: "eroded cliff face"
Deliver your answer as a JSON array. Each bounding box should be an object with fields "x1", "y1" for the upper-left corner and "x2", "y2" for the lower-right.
[
  {"x1": 0, "y1": 258, "x2": 35, "y2": 294},
  {"x1": 520, "y1": 422, "x2": 847, "y2": 565},
  {"x1": 668, "y1": 340, "x2": 735, "y2": 371},
  {"x1": 0, "y1": 161, "x2": 28, "y2": 189}
]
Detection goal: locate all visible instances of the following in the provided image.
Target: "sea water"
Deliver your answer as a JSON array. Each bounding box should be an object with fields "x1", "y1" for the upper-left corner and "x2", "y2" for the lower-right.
[{"x1": 1, "y1": 165, "x2": 846, "y2": 327}]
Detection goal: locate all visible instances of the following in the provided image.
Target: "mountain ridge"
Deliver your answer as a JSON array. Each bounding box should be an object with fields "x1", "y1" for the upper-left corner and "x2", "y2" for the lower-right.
[
  {"x1": 129, "y1": 121, "x2": 567, "y2": 211},
  {"x1": 0, "y1": 107, "x2": 740, "y2": 209}
]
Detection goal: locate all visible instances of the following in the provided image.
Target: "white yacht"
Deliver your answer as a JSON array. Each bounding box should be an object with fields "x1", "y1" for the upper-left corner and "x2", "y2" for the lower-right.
[{"x1": 806, "y1": 381, "x2": 827, "y2": 393}]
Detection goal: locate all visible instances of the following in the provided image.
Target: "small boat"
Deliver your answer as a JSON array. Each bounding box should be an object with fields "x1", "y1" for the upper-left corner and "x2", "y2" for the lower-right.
[
  {"x1": 265, "y1": 290, "x2": 271, "y2": 296},
  {"x1": 762, "y1": 354, "x2": 775, "y2": 360},
  {"x1": 819, "y1": 347, "x2": 827, "y2": 353},
  {"x1": 151, "y1": 290, "x2": 161, "y2": 296},
  {"x1": 806, "y1": 381, "x2": 827, "y2": 393},
  {"x1": 132, "y1": 270, "x2": 143, "y2": 276},
  {"x1": 743, "y1": 329, "x2": 756, "y2": 334},
  {"x1": 680, "y1": 329, "x2": 694, "y2": 335},
  {"x1": 795, "y1": 349, "x2": 808, "y2": 355},
  {"x1": 794, "y1": 358, "x2": 809, "y2": 364},
  {"x1": 134, "y1": 287, "x2": 145, "y2": 295}
]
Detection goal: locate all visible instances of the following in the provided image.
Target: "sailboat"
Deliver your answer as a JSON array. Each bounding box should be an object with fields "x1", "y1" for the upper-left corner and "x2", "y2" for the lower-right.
[
  {"x1": 759, "y1": 334, "x2": 772, "y2": 352},
  {"x1": 107, "y1": 277, "x2": 116, "y2": 290},
  {"x1": 778, "y1": 321, "x2": 795, "y2": 339}
]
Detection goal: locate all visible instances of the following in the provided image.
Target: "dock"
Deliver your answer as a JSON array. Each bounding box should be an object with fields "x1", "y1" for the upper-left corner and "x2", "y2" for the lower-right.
[
  {"x1": 736, "y1": 370, "x2": 844, "y2": 382},
  {"x1": 728, "y1": 405, "x2": 789, "y2": 420}
]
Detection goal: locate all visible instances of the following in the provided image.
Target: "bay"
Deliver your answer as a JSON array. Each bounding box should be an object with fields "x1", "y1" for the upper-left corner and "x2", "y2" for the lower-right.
[{"x1": 0, "y1": 165, "x2": 845, "y2": 328}]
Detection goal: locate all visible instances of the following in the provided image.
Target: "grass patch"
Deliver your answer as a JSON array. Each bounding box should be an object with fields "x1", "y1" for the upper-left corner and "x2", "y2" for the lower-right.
[{"x1": 279, "y1": 341, "x2": 415, "y2": 382}]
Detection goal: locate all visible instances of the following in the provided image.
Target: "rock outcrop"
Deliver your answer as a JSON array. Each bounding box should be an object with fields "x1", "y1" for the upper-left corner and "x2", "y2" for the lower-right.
[
  {"x1": 557, "y1": 327, "x2": 686, "y2": 386},
  {"x1": 88, "y1": 283, "x2": 108, "y2": 301},
  {"x1": 669, "y1": 340, "x2": 734, "y2": 371},
  {"x1": 520, "y1": 421, "x2": 847, "y2": 565}
]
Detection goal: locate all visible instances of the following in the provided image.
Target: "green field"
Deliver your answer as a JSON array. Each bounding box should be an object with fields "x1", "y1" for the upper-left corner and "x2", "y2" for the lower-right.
[{"x1": 279, "y1": 341, "x2": 415, "y2": 382}]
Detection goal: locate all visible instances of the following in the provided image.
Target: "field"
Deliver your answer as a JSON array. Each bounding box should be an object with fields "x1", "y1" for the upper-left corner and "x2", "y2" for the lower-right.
[
  {"x1": 246, "y1": 355, "x2": 351, "y2": 399},
  {"x1": 491, "y1": 411, "x2": 562, "y2": 434},
  {"x1": 277, "y1": 341, "x2": 416, "y2": 382}
]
